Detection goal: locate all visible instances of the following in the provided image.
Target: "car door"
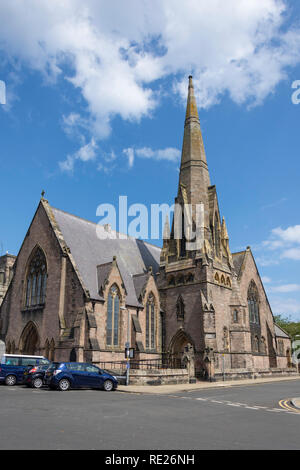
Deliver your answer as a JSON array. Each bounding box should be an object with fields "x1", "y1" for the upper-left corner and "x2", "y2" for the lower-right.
[
  {"x1": 85, "y1": 364, "x2": 103, "y2": 388},
  {"x1": 69, "y1": 363, "x2": 89, "y2": 388}
]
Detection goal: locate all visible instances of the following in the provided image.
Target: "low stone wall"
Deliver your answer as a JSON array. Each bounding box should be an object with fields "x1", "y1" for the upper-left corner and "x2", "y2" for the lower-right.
[
  {"x1": 128, "y1": 368, "x2": 189, "y2": 386},
  {"x1": 213, "y1": 367, "x2": 298, "y2": 382}
]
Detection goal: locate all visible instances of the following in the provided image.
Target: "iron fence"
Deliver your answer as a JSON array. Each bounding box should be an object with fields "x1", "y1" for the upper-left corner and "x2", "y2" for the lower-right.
[{"x1": 99, "y1": 355, "x2": 186, "y2": 372}]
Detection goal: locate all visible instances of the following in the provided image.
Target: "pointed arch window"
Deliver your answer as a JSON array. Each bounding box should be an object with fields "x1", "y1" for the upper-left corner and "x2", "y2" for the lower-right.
[
  {"x1": 146, "y1": 293, "x2": 156, "y2": 350},
  {"x1": 106, "y1": 285, "x2": 120, "y2": 346},
  {"x1": 248, "y1": 280, "x2": 260, "y2": 325},
  {"x1": 25, "y1": 248, "x2": 47, "y2": 307},
  {"x1": 180, "y1": 211, "x2": 186, "y2": 258},
  {"x1": 176, "y1": 296, "x2": 185, "y2": 321}
]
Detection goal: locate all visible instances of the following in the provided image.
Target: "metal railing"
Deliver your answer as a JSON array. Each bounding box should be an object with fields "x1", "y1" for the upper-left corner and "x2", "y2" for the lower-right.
[{"x1": 99, "y1": 355, "x2": 186, "y2": 372}]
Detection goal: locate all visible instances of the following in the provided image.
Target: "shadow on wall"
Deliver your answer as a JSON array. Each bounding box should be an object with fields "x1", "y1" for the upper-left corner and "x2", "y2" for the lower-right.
[{"x1": 136, "y1": 239, "x2": 160, "y2": 275}]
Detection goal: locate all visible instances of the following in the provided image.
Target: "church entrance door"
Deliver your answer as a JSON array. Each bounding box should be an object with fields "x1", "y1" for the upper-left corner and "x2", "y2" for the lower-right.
[
  {"x1": 169, "y1": 330, "x2": 194, "y2": 368},
  {"x1": 19, "y1": 322, "x2": 40, "y2": 355}
]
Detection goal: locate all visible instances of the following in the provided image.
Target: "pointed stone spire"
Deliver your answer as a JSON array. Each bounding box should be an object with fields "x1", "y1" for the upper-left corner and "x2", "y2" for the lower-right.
[
  {"x1": 221, "y1": 217, "x2": 229, "y2": 240},
  {"x1": 180, "y1": 76, "x2": 209, "y2": 172},
  {"x1": 178, "y1": 76, "x2": 211, "y2": 227}
]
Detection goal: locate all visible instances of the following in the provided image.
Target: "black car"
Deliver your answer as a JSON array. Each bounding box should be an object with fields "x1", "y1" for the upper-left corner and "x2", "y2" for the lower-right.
[{"x1": 24, "y1": 362, "x2": 60, "y2": 388}]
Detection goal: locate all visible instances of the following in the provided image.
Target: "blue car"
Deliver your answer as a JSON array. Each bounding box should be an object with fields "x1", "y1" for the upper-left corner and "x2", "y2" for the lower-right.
[
  {"x1": 0, "y1": 354, "x2": 51, "y2": 386},
  {"x1": 45, "y1": 362, "x2": 118, "y2": 391}
]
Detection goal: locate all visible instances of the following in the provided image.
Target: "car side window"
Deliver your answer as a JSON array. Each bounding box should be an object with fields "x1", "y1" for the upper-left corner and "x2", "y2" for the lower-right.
[
  {"x1": 85, "y1": 365, "x2": 99, "y2": 373},
  {"x1": 5, "y1": 357, "x2": 19, "y2": 366},
  {"x1": 20, "y1": 358, "x2": 36, "y2": 366}
]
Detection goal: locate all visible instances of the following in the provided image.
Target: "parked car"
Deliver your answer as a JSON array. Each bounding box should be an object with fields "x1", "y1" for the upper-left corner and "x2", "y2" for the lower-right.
[
  {"x1": 23, "y1": 362, "x2": 60, "y2": 388},
  {"x1": 0, "y1": 354, "x2": 51, "y2": 386},
  {"x1": 45, "y1": 362, "x2": 118, "y2": 391}
]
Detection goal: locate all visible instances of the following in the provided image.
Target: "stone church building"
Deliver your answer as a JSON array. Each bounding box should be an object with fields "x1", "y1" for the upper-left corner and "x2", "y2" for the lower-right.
[{"x1": 0, "y1": 77, "x2": 293, "y2": 380}]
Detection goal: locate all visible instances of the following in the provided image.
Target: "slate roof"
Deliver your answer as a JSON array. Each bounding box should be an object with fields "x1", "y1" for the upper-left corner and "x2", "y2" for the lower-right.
[
  {"x1": 51, "y1": 207, "x2": 160, "y2": 307},
  {"x1": 274, "y1": 324, "x2": 290, "y2": 339}
]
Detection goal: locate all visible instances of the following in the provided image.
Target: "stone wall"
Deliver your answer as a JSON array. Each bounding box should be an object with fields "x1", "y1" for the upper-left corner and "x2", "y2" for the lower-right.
[{"x1": 128, "y1": 368, "x2": 189, "y2": 385}]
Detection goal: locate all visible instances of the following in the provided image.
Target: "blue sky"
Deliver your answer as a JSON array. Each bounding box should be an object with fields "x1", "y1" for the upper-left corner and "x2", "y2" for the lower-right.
[{"x1": 0, "y1": 0, "x2": 300, "y2": 319}]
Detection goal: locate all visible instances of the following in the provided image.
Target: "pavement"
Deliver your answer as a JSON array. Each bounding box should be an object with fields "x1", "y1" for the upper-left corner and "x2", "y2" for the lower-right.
[
  {"x1": 291, "y1": 397, "x2": 300, "y2": 409},
  {"x1": 118, "y1": 374, "x2": 300, "y2": 394}
]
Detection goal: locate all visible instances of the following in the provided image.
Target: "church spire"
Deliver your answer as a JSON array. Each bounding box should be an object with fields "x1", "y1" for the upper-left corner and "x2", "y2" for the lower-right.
[{"x1": 178, "y1": 76, "x2": 210, "y2": 207}]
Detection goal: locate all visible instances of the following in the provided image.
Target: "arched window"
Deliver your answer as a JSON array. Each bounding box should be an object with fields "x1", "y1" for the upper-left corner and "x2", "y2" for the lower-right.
[
  {"x1": 106, "y1": 284, "x2": 120, "y2": 346},
  {"x1": 70, "y1": 348, "x2": 77, "y2": 362},
  {"x1": 226, "y1": 277, "x2": 231, "y2": 287},
  {"x1": 233, "y1": 310, "x2": 239, "y2": 323},
  {"x1": 180, "y1": 211, "x2": 186, "y2": 258},
  {"x1": 176, "y1": 275, "x2": 185, "y2": 285},
  {"x1": 214, "y1": 272, "x2": 220, "y2": 283},
  {"x1": 25, "y1": 248, "x2": 47, "y2": 307},
  {"x1": 247, "y1": 280, "x2": 260, "y2": 325},
  {"x1": 44, "y1": 339, "x2": 50, "y2": 359},
  {"x1": 49, "y1": 338, "x2": 55, "y2": 361},
  {"x1": 168, "y1": 276, "x2": 175, "y2": 286},
  {"x1": 261, "y1": 337, "x2": 266, "y2": 353},
  {"x1": 186, "y1": 273, "x2": 194, "y2": 283},
  {"x1": 220, "y1": 275, "x2": 225, "y2": 285},
  {"x1": 176, "y1": 295, "x2": 185, "y2": 321},
  {"x1": 252, "y1": 335, "x2": 259, "y2": 352},
  {"x1": 146, "y1": 293, "x2": 156, "y2": 350}
]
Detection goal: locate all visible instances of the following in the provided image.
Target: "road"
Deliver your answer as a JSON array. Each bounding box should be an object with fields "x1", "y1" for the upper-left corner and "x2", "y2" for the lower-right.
[{"x1": 1, "y1": 379, "x2": 300, "y2": 450}]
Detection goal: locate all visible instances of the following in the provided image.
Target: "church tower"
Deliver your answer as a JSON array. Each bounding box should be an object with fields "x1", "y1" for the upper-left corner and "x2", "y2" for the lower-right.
[{"x1": 158, "y1": 76, "x2": 250, "y2": 378}]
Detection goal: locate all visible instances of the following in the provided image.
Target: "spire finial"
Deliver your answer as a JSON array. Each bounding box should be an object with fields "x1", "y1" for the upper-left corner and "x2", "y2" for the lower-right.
[{"x1": 41, "y1": 190, "x2": 45, "y2": 199}]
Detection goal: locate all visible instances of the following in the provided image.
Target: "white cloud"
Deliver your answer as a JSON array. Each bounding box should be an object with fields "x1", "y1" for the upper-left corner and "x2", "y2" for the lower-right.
[
  {"x1": 123, "y1": 148, "x2": 135, "y2": 168},
  {"x1": 258, "y1": 225, "x2": 300, "y2": 263},
  {"x1": 59, "y1": 138, "x2": 97, "y2": 172},
  {"x1": 136, "y1": 147, "x2": 180, "y2": 162},
  {"x1": 261, "y1": 276, "x2": 272, "y2": 284},
  {"x1": 1, "y1": 0, "x2": 300, "y2": 147},
  {"x1": 123, "y1": 146, "x2": 180, "y2": 168},
  {"x1": 269, "y1": 297, "x2": 300, "y2": 318},
  {"x1": 268, "y1": 284, "x2": 300, "y2": 293}
]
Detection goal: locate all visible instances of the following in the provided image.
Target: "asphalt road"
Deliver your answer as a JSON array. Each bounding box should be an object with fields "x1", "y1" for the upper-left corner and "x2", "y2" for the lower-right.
[{"x1": 1, "y1": 379, "x2": 300, "y2": 450}]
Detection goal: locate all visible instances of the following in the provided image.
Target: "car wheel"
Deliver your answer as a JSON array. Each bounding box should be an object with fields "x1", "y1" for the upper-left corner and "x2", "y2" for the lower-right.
[
  {"x1": 32, "y1": 377, "x2": 43, "y2": 389},
  {"x1": 58, "y1": 378, "x2": 70, "y2": 391},
  {"x1": 103, "y1": 380, "x2": 113, "y2": 392},
  {"x1": 5, "y1": 375, "x2": 17, "y2": 386}
]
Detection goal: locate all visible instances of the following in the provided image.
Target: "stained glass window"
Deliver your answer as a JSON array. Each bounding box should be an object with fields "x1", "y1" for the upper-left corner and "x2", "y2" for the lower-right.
[
  {"x1": 146, "y1": 293, "x2": 156, "y2": 349},
  {"x1": 25, "y1": 248, "x2": 47, "y2": 307},
  {"x1": 106, "y1": 285, "x2": 120, "y2": 346}
]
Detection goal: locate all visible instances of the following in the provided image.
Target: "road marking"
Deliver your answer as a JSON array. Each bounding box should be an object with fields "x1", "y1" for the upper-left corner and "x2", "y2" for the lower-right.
[{"x1": 279, "y1": 398, "x2": 300, "y2": 413}]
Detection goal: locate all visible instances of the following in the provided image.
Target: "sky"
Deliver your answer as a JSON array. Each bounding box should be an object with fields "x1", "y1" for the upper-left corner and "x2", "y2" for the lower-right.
[{"x1": 0, "y1": 0, "x2": 300, "y2": 320}]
